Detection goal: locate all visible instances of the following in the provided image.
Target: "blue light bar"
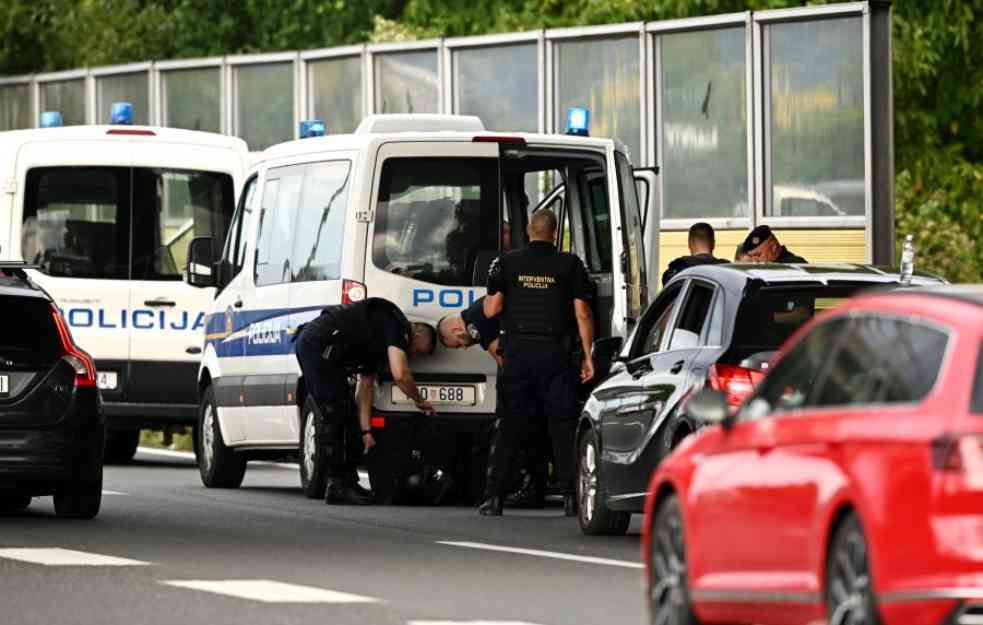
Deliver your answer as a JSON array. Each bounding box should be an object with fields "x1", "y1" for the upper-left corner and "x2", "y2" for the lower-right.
[
  {"x1": 40, "y1": 111, "x2": 63, "y2": 128},
  {"x1": 566, "y1": 107, "x2": 590, "y2": 136},
  {"x1": 110, "y1": 102, "x2": 134, "y2": 125},
  {"x1": 299, "y1": 119, "x2": 326, "y2": 139}
]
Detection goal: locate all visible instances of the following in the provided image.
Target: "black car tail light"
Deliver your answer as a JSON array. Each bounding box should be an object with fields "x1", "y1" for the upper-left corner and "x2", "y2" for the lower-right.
[
  {"x1": 708, "y1": 364, "x2": 765, "y2": 410},
  {"x1": 50, "y1": 305, "x2": 97, "y2": 388}
]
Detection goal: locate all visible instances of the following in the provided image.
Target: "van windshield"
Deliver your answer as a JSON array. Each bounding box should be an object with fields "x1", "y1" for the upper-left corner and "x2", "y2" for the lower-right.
[
  {"x1": 22, "y1": 166, "x2": 234, "y2": 281},
  {"x1": 373, "y1": 158, "x2": 499, "y2": 286}
]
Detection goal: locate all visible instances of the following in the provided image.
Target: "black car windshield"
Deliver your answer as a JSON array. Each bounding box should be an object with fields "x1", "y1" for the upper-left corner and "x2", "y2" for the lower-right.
[{"x1": 725, "y1": 285, "x2": 862, "y2": 363}]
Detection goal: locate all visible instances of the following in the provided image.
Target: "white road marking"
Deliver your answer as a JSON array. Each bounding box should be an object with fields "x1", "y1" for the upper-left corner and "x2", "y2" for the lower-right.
[
  {"x1": 410, "y1": 622, "x2": 545, "y2": 625},
  {"x1": 162, "y1": 580, "x2": 380, "y2": 603},
  {"x1": 102, "y1": 490, "x2": 128, "y2": 496},
  {"x1": 0, "y1": 548, "x2": 150, "y2": 566},
  {"x1": 437, "y1": 541, "x2": 643, "y2": 570}
]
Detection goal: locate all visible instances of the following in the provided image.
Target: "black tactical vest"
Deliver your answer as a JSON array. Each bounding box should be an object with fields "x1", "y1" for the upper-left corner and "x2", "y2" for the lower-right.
[{"x1": 500, "y1": 245, "x2": 576, "y2": 339}]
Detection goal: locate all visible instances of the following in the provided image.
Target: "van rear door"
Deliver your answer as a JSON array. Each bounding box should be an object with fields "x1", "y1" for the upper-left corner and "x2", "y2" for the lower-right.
[{"x1": 363, "y1": 140, "x2": 501, "y2": 417}]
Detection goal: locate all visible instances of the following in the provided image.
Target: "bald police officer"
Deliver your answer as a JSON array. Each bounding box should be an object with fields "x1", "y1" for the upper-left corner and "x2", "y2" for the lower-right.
[{"x1": 479, "y1": 209, "x2": 595, "y2": 517}]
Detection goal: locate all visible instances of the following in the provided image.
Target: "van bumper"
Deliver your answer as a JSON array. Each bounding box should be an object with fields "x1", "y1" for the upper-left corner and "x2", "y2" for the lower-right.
[
  {"x1": 96, "y1": 359, "x2": 199, "y2": 428},
  {"x1": 102, "y1": 402, "x2": 197, "y2": 428}
]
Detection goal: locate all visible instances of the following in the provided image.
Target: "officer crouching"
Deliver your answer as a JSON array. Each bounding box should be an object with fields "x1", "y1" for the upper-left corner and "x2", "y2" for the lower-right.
[
  {"x1": 295, "y1": 297, "x2": 436, "y2": 505},
  {"x1": 479, "y1": 209, "x2": 595, "y2": 517}
]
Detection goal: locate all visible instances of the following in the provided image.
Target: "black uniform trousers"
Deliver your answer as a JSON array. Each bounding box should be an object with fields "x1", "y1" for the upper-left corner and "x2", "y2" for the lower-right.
[
  {"x1": 486, "y1": 338, "x2": 579, "y2": 497},
  {"x1": 295, "y1": 328, "x2": 363, "y2": 480}
]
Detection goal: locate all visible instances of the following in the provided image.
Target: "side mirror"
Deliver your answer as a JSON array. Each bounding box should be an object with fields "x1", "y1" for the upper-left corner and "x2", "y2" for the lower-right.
[
  {"x1": 186, "y1": 236, "x2": 215, "y2": 288},
  {"x1": 591, "y1": 336, "x2": 624, "y2": 380},
  {"x1": 682, "y1": 388, "x2": 733, "y2": 430}
]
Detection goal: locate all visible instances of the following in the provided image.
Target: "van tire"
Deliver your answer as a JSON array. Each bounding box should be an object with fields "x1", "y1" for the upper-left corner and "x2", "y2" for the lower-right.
[
  {"x1": 299, "y1": 396, "x2": 328, "y2": 499},
  {"x1": 196, "y1": 386, "x2": 246, "y2": 488},
  {"x1": 104, "y1": 429, "x2": 140, "y2": 464}
]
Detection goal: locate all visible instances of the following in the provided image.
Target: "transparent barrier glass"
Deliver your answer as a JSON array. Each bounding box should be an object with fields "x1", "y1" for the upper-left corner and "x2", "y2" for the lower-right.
[
  {"x1": 40, "y1": 80, "x2": 86, "y2": 126},
  {"x1": 0, "y1": 84, "x2": 32, "y2": 130},
  {"x1": 308, "y1": 56, "x2": 362, "y2": 133},
  {"x1": 454, "y1": 43, "x2": 537, "y2": 132},
  {"x1": 237, "y1": 62, "x2": 293, "y2": 150},
  {"x1": 661, "y1": 27, "x2": 747, "y2": 219},
  {"x1": 374, "y1": 50, "x2": 438, "y2": 114},
  {"x1": 96, "y1": 72, "x2": 149, "y2": 125},
  {"x1": 164, "y1": 67, "x2": 221, "y2": 133}
]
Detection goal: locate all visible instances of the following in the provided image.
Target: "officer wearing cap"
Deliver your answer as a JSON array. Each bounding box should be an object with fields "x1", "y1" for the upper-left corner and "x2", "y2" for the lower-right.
[
  {"x1": 739, "y1": 225, "x2": 808, "y2": 263},
  {"x1": 479, "y1": 209, "x2": 595, "y2": 517},
  {"x1": 662, "y1": 222, "x2": 729, "y2": 285},
  {"x1": 295, "y1": 297, "x2": 437, "y2": 505}
]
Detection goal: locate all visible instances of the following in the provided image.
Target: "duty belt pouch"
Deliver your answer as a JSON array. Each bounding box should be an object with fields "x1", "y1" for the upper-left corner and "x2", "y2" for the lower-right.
[{"x1": 320, "y1": 329, "x2": 350, "y2": 365}]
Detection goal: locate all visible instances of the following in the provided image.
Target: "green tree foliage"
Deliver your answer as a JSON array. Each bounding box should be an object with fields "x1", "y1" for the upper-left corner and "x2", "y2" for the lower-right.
[{"x1": 1, "y1": 0, "x2": 980, "y2": 280}]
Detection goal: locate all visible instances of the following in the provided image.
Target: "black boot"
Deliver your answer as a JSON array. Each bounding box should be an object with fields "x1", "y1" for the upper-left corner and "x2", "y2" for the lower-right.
[
  {"x1": 325, "y1": 477, "x2": 374, "y2": 505},
  {"x1": 478, "y1": 496, "x2": 503, "y2": 516},
  {"x1": 563, "y1": 493, "x2": 577, "y2": 517}
]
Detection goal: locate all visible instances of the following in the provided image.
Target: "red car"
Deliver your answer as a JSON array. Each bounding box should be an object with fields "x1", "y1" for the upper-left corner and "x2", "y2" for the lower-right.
[{"x1": 642, "y1": 286, "x2": 983, "y2": 625}]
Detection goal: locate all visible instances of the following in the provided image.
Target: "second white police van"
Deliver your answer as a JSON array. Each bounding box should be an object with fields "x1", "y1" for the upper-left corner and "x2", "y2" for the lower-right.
[
  {"x1": 186, "y1": 113, "x2": 654, "y2": 500},
  {"x1": 0, "y1": 106, "x2": 249, "y2": 462}
]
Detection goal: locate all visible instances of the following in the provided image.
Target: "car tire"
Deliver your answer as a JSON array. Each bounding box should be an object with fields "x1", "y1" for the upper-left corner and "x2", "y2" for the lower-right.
[
  {"x1": 577, "y1": 428, "x2": 631, "y2": 535},
  {"x1": 104, "y1": 429, "x2": 140, "y2": 464},
  {"x1": 0, "y1": 496, "x2": 31, "y2": 512},
  {"x1": 196, "y1": 386, "x2": 246, "y2": 489},
  {"x1": 826, "y1": 513, "x2": 881, "y2": 625},
  {"x1": 299, "y1": 395, "x2": 328, "y2": 499},
  {"x1": 648, "y1": 494, "x2": 699, "y2": 625},
  {"x1": 54, "y1": 447, "x2": 103, "y2": 520}
]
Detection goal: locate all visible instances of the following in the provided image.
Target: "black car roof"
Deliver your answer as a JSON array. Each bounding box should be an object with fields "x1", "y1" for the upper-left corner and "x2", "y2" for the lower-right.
[
  {"x1": 667, "y1": 262, "x2": 946, "y2": 291},
  {"x1": 0, "y1": 263, "x2": 51, "y2": 301}
]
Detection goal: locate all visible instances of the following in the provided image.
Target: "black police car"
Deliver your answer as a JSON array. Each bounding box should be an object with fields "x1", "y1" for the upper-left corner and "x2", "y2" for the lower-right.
[
  {"x1": 0, "y1": 262, "x2": 104, "y2": 518},
  {"x1": 577, "y1": 263, "x2": 945, "y2": 535}
]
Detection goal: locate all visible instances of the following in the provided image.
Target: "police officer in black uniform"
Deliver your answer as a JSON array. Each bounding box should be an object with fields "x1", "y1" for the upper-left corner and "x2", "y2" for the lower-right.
[
  {"x1": 295, "y1": 297, "x2": 437, "y2": 505},
  {"x1": 738, "y1": 225, "x2": 808, "y2": 263},
  {"x1": 662, "y1": 222, "x2": 729, "y2": 285},
  {"x1": 479, "y1": 209, "x2": 595, "y2": 517}
]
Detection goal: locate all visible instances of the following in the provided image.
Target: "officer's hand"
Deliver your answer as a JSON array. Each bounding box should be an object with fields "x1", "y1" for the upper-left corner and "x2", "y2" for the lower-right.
[
  {"x1": 362, "y1": 432, "x2": 376, "y2": 452},
  {"x1": 415, "y1": 399, "x2": 436, "y2": 416},
  {"x1": 580, "y1": 356, "x2": 595, "y2": 383}
]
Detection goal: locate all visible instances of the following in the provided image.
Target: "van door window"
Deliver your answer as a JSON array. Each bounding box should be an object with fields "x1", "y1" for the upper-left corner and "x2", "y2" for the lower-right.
[
  {"x1": 22, "y1": 166, "x2": 234, "y2": 281},
  {"x1": 291, "y1": 160, "x2": 351, "y2": 282},
  {"x1": 616, "y1": 152, "x2": 647, "y2": 318},
  {"x1": 254, "y1": 166, "x2": 303, "y2": 287},
  {"x1": 373, "y1": 157, "x2": 499, "y2": 286},
  {"x1": 581, "y1": 173, "x2": 613, "y2": 274},
  {"x1": 226, "y1": 176, "x2": 257, "y2": 278}
]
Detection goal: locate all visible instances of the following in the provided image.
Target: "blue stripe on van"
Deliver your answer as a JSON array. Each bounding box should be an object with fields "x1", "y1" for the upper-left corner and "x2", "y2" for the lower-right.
[{"x1": 204, "y1": 305, "x2": 323, "y2": 358}]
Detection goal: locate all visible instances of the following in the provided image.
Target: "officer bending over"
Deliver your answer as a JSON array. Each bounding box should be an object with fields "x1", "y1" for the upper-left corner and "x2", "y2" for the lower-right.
[
  {"x1": 662, "y1": 222, "x2": 728, "y2": 285},
  {"x1": 436, "y1": 296, "x2": 503, "y2": 366},
  {"x1": 479, "y1": 209, "x2": 595, "y2": 517},
  {"x1": 738, "y1": 225, "x2": 808, "y2": 263},
  {"x1": 295, "y1": 297, "x2": 436, "y2": 505}
]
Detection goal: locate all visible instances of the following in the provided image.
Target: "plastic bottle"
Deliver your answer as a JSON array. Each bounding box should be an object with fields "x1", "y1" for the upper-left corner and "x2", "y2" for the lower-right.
[{"x1": 900, "y1": 234, "x2": 915, "y2": 286}]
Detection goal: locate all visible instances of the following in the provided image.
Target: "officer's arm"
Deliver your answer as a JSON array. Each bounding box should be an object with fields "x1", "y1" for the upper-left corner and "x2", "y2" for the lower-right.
[
  {"x1": 387, "y1": 347, "x2": 434, "y2": 415},
  {"x1": 355, "y1": 374, "x2": 375, "y2": 434},
  {"x1": 487, "y1": 337, "x2": 504, "y2": 368},
  {"x1": 574, "y1": 298, "x2": 595, "y2": 382},
  {"x1": 483, "y1": 293, "x2": 503, "y2": 318}
]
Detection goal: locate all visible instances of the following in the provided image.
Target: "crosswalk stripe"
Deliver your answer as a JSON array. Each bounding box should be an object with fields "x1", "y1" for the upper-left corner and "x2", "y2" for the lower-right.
[
  {"x1": 0, "y1": 548, "x2": 150, "y2": 566},
  {"x1": 161, "y1": 580, "x2": 380, "y2": 603},
  {"x1": 436, "y1": 541, "x2": 643, "y2": 570}
]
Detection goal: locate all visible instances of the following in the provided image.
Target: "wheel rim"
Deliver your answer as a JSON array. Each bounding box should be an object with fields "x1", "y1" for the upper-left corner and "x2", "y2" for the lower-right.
[
  {"x1": 578, "y1": 440, "x2": 597, "y2": 523},
  {"x1": 650, "y1": 506, "x2": 689, "y2": 625},
  {"x1": 828, "y1": 528, "x2": 872, "y2": 625},
  {"x1": 201, "y1": 403, "x2": 215, "y2": 472},
  {"x1": 303, "y1": 410, "x2": 317, "y2": 478}
]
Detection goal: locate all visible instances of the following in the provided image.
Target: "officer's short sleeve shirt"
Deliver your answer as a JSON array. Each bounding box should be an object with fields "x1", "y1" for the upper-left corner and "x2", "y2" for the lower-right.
[
  {"x1": 362, "y1": 306, "x2": 410, "y2": 374},
  {"x1": 460, "y1": 296, "x2": 501, "y2": 351},
  {"x1": 567, "y1": 253, "x2": 593, "y2": 302}
]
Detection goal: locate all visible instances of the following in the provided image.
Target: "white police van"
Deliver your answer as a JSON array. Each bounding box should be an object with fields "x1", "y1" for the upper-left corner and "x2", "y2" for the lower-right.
[
  {"x1": 186, "y1": 112, "x2": 655, "y2": 499},
  {"x1": 0, "y1": 105, "x2": 249, "y2": 462}
]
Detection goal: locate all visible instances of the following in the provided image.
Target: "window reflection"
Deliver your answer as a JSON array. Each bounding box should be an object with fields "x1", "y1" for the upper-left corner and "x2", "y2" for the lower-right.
[{"x1": 769, "y1": 17, "x2": 865, "y2": 217}]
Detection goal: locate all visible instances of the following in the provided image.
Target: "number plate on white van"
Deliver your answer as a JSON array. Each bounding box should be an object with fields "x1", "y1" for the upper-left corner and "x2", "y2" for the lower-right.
[
  {"x1": 0, "y1": 375, "x2": 8, "y2": 396},
  {"x1": 97, "y1": 371, "x2": 118, "y2": 390},
  {"x1": 392, "y1": 385, "x2": 476, "y2": 406}
]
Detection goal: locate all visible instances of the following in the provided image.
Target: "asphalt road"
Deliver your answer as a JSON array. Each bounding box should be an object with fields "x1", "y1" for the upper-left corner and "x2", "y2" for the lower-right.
[{"x1": 0, "y1": 448, "x2": 647, "y2": 625}]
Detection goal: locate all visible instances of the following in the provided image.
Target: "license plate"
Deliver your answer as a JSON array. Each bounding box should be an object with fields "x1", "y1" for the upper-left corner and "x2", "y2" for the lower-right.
[
  {"x1": 97, "y1": 371, "x2": 118, "y2": 391},
  {"x1": 0, "y1": 375, "x2": 7, "y2": 396},
  {"x1": 392, "y1": 384, "x2": 476, "y2": 406}
]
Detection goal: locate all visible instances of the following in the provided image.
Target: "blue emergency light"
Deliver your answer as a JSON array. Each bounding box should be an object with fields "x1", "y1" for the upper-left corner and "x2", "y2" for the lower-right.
[
  {"x1": 40, "y1": 111, "x2": 63, "y2": 128},
  {"x1": 299, "y1": 119, "x2": 326, "y2": 138},
  {"x1": 110, "y1": 102, "x2": 134, "y2": 125},
  {"x1": 566, "y1": 107, "x2": 590, "y2": 136}
]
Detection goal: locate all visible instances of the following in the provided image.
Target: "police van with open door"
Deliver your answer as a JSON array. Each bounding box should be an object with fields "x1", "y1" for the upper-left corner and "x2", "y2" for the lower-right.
[
  {"x1": 186, "y1": 112, "x2": 654, "y2": 499},
  {"x1": 0, "y1": 105, "x2": 249, "y2": 462}
]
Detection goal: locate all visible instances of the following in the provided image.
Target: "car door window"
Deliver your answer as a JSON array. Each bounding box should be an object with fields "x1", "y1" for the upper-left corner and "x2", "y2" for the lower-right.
[
  {"x1": 742, "y1": 317, "x2": 850, "y2": 418},
  {"x1": 632, "y1": 284, "x2": 683, "y2": 359},
  {"x1": 812, "y1": 316, "x2": 949, "y2": 408},
  {"x1": 668, "y1": 282, "x2": 714, "y2": 351}
]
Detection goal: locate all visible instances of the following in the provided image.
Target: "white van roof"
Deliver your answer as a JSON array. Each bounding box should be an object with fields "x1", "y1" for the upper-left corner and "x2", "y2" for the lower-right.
[
  {"x1": 0, "y1": 125, "x2": 248, "y2": 151},
  {"x1": 354, "y1": 114, "x2": 485, "y2": 134}
]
